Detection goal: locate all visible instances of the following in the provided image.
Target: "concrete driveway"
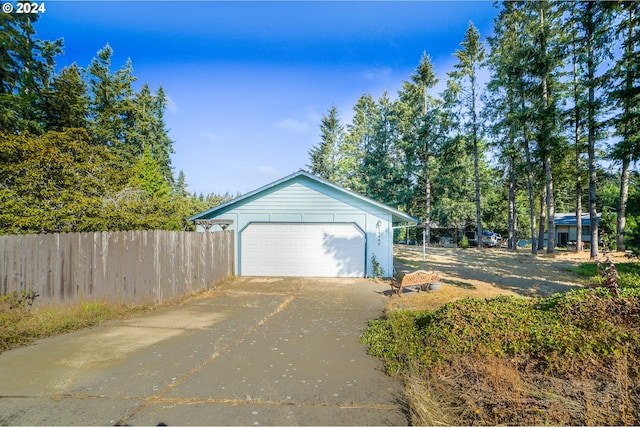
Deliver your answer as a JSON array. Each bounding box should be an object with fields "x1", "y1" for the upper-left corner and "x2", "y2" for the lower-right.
[{"x1": 0, "y1": 277, "x2": 407, "y2": 426}]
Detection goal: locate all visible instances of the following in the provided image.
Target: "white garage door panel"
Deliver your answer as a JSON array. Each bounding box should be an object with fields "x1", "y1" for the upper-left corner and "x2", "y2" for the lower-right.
[{"x1": 241, "y1": 223, "x2": 365, "y2": 277}]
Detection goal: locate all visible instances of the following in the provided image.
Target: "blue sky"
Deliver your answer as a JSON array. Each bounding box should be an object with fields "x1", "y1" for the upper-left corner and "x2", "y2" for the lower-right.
[{"x1": 35, "y1": 1, "x2": 499, "y2": 196}]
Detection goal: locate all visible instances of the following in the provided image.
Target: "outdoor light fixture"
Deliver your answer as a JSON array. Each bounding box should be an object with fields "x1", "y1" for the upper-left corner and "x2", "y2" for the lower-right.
[{"x1": 194, "y1": 219, "x2": 234, "y2": 231}]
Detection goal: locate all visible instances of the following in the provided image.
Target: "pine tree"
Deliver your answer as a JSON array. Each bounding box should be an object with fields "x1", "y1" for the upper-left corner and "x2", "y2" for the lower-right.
[
  {"x1": 308, "y1": 106, "x2": 342, "y2": 181},
  {"x1": 448, "y1": 22, "x2": 486, "y2": 249},
  {"x1": 0, "y1": 11, "x2": 63, "y2": 133},
  {"x1": 608, "y1": 1, "x2": 640, "y2": 253},
  {"x1": 174, "y1": 170, "x2": 189, "y2": 198},
  {"x1": 360, "y1": 92, "x2": 401, "y2": 207},
  {"x1": 40, "y1": 63, "x2": 89, "y2": 131},
  {"x1": 128, "y1": 147, "x2": 172, "y2": 201},
  {"x1": 342, "y1": 94, "x2": 378, "y2": 194},
  {"x1": 87, "y1": 45, "x2": 138, "y2": 172},
  {"x1": 152, "y1": 86, "x2": 175, "y2": 184},
  {"x1": 487, "y1": 9, "x2": 524, "y2": 250},
  {"x1": 396, "y1": 53, "x2": 439, "y2": 244}
]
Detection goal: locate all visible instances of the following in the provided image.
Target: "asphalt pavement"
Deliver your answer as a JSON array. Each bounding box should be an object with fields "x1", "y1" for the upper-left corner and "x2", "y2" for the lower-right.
[{"x1": 0, "y1": 277, "x2": 407, "y2": 426}]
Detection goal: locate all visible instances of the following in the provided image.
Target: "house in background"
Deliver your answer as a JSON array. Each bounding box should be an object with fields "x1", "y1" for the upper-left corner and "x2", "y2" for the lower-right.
[
  {"x1": 189, "y1": 171, "x2": 419, "y2": 278},
  {"x1": 554, "y1": 213, "x2": 602, "y2": 247}
]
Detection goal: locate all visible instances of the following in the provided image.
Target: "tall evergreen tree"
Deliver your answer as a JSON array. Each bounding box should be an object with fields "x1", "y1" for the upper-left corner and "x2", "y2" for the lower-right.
[
  {"x1": 564, "y1": 7, "x2": 589, "y2": 253},
  {"x1": 308, "y1": 106, "x2": 342, "y2": 181},
  {"x1": 40, "y1": 63, "x2": 89, "y2": 131},
  {"x1": 152, "y1": 85, "x2": 175, "y2": 184},
  {"x1": 521, "y1": 1, "x2": 566, "y2": 254},
  {"x1": 0, "y1": 11, "x2": 62, "y2": 133},
  {"x1": 448, "y1": 22, "x2": 486, "y2": 249},
  {"x1": 360, "y1": 92, "x2": 401, "y2": 206},
  {"x1": 396, "y1": 53, "x2": 440, "y2": 244},
  {"x1": 342, "y1": 94, "x2": 378, "y2": 194},
  {"x1": 431, "y1": 97, "x2": 476, "y2": 242},
  {"x1": 580, "y1": 1, "x2": 614, "y2": 258},
  {"x1": 87, "y1": 45, "x2": 138, "y2": 170},
  {"x1": 608, "y1": 1, "x2": 640, "y2": 253},
  {"x1": 492, "y1": 2, "x2": 543, "y2": 254}
]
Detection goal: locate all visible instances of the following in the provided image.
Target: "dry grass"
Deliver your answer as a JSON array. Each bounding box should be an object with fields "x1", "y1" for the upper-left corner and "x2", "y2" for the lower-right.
[{"x1": 408, "y1": 354, "x2": 640, "y2": 426}]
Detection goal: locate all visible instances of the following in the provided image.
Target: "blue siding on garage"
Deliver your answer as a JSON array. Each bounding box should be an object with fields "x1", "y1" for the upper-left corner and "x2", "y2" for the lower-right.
[{"x1": 189, "y1": 172, "x2": 418, "y2": 277}]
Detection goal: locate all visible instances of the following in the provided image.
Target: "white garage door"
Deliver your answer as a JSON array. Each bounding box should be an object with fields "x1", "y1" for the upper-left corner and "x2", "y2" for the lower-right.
[{"x1": 240, "y1": 223, "x2": 365, "y2": 277}]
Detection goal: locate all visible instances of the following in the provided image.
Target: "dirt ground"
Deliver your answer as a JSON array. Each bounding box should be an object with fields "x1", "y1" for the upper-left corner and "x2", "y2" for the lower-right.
[{"x1": 388, "y1": 245, "x2": 631, "y2": 311}]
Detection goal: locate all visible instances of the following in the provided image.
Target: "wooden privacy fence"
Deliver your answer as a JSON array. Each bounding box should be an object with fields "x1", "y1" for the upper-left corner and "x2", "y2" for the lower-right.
[{"x1": 0, "y1": 230, "x2": 234, "y2": 306}]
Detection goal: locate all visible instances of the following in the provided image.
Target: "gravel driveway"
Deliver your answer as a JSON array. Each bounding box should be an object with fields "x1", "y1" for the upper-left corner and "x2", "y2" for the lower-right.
[{"x1": 0, "y1": 277, "x2": 406, "y2": 426}]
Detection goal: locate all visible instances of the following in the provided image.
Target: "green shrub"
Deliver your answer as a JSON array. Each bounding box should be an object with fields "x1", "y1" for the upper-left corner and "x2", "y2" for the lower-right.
[
  {"x1": 568, "y1": 262, "x2": 640, "y2": 289},
  {"x1": 371, "y1": 254, "x2": 384, "y2": 278},
  {"x1": 361, "y1": 310, "x2": 428, "y2": 374},
  {"x1": 362, "y1": 289, "x2": 640, "y2": 377},
  {"x1": 459, "y1": 236, "x2": 470, "y2": 249}
]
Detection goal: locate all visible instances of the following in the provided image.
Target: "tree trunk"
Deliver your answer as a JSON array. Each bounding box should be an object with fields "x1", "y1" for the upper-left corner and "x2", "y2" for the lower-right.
[
  {"x1": 575, "y1": 165, "x2": 583, "y2": 253},
  {"x1": 424, "y1": 86, "x2": 431, "y2": 248},
  {"x1": 546, "y1": 154, "x2": 556, "y2": 253},
  {"x1": 472, "y1": 81, "x2": 482, "y2": 251},
  {"x1": 572, "y1": 38, "x2": 583, "y2": 253},
  {"x1": 616, "y1": 6, "x2": 634, "y2": 253},
  {"x1": 508, "y1": 152, "x2": 517, "y2": 250},
  {"x1": 617, "y1": 153, "x2": 630, "y2": 252},
  {"x1": 586, "y1": 0, "x2": 599, "y2": 260},
  {"x1": 522, "y1": 104, "x2": 537, "y2": 255},
  {"x1": 538, "y1": 1, "x2": 555, "y2": 254},
  {"x1": 538, "y1": 184, "x2": 546, "y2": 251},
  {"x1": 425, "y1": 150, "x2": 431, "y2": 248}
]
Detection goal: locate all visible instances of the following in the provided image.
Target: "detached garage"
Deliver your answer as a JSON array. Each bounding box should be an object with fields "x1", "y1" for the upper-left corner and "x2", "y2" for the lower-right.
[{"x1": 189, "y1": 171, "x2": 418, "y2": 278}]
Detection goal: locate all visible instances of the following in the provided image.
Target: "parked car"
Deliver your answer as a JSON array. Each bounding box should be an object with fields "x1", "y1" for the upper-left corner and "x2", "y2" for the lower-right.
[{"x1": 481, "y1": 231, "x2": 501, "y2": 248}]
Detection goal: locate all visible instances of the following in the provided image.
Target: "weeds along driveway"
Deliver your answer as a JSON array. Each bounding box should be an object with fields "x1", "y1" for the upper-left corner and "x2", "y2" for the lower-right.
[{"x1": 0, "y1": 277, "x2": 406, "y2": 426}]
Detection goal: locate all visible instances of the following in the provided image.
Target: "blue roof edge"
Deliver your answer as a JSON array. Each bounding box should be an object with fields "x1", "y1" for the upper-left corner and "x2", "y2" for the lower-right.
[{"x1": 188, "y1": 170, "x2": 420, "y2": 224}]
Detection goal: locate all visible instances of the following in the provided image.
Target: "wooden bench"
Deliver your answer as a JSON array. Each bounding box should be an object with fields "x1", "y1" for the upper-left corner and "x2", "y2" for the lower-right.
[{"x1": 389, "y1": 270, "x2": 440, "y2": 296}]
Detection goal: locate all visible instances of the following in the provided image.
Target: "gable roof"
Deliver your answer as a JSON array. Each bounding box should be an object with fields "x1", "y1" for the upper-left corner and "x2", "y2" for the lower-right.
[{"x1": 188, "y1": 170, "x2": 420, "y2": 223}]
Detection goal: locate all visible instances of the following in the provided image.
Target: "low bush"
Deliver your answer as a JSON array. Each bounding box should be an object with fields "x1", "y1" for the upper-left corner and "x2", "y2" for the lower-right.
[
  {"x1": 363, "y1": 290, "x2": 640, "y2": 377},
  {"x1": 569, "y1": 261, "x2": 640, "y2": 289}
]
